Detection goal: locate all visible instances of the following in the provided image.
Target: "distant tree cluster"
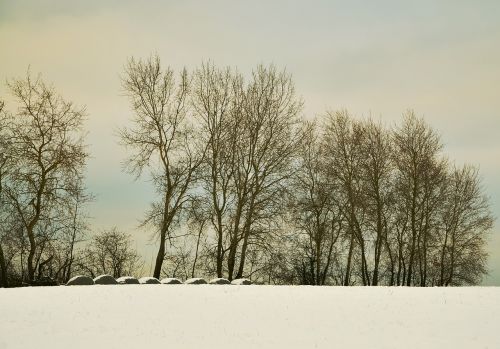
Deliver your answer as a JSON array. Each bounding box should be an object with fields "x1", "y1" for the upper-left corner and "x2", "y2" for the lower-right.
[
  {"x1": 121, "y1": 56, "x2": 493, "y2": 286},
  {"x1": 75, "y1": 227, "x2": 142, "y2": 279},
  {"x1": 0, "y1": 58, "x2": 493, "y2": 287}
]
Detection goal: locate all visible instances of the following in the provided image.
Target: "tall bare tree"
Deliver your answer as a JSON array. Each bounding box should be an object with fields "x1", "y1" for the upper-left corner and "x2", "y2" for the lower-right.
[
  {"x1": 191, "y1": 63, "x2": 304, "y2": 280},
  {"x1": 0, "y1": 99, "x2": 11, "y2": 287},
  {"x1": 121, "y1": 55, "x2": 205, "y2": 279},
  {"x1": 392, "y1": 111, "x2": 446, "y2": 286},
  {"x1": 2, "y1": 73, "x2": 87, "y2": 284},
  {"x1": 288, "y1": 121, "x2": 342, "y2": 285},
  {"x1": 191, "y1": 62, "x2": 237, "y2": 277},
  {"x1": 358, "y1": 118, "x2": 395, "y2": 285},
  {"x1": 227, "y1": 65, "x2": 303, "y2": 280},
  {"x1": 322, "y1": 110, "x2": 371, "y2": 285},
  {"x1": 436, "y1": 165, "x2": 493, "y2": 286}
]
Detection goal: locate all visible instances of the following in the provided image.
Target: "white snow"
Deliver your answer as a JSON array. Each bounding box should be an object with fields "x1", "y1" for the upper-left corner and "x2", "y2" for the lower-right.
[
  {"x1": 0, "y1": 286, "x2": 499, "y2": 349},
  {"x1": 231, "y1": 278, "x2": 252, "y2": 285}
]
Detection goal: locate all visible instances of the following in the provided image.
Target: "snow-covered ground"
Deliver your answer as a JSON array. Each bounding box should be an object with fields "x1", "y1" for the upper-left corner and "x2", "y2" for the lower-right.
[{"x1": 1, "y1": 286, "x2": 499, "y2": 349}]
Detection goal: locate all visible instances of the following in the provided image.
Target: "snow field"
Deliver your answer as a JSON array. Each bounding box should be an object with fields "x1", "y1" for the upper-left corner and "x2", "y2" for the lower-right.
[{"x1": 0, "y1": 286, "x2": 498, "y2": 349}]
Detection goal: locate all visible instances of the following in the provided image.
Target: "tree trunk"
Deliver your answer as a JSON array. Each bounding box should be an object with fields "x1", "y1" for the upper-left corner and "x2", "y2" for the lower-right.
[
  {"x1": 26, "y1": 232, "x2": 36, "y2": 283},
  {"x1": 226, "y1": 198, "x2": 245, "y2": 280},
  {"x1": 406, "y1": 174, "x2": 419, "y2": 286},
  {"x1": 0, "y1": 243, "x2": 8, "y2": 287},
  {"x1": 344, "y1": 234, "x2": 355, "y2": 286},
  {"x1": 407, "y1": 216, "x2": 417, "y2": 286},
  {"x1": 191, "y1": 222, "x2": 204, "y2": 278},
  {"x1": 372, "y1": 204, "x2": 384, "y2": 286},
  {"x1": 226, "y1": 238, "x2": 238, "y2": 281},
  {"x1": 321, "y1": 222, "x2": 339, "y2": 285},
  {"x1": 236, "y1": 199, "x2": 257, "y2": 279},
  {"x1": 153, "y1": 234, "x2": 166, "y2": 279},
  {"x1": 385, "y1": 237, "x2": 395, "y2": 286},
  {"x1": 439, "y1": 229, "x2": 449, "y2": 286},
  {"x1": 215, "y1": 215, "x2": 224, "y2": 278},
  {"x1": 360, "y1": 241, "x2": 370, "y2": 286}
]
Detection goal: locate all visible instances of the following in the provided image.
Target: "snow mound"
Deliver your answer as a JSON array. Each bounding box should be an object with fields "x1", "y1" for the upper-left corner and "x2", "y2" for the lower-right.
[
  {"x1": 139, "y1": 277, "x2": 161, "y2": 284},
  {"x1": 231, "y1": 278, "x2": 252, "y2": 285},
  {"x1": 184, "y1": 278, "x2": 207, "y2": 285},
  {"x1": 161, "y1": 278, "x2": 183, "y2": 284},
  {"x1": 93, "y1": 275, "x2": 118, "y2": 285},
  {"x1": 116, "y1": 276, "x2": 139, "y2": 284},
  {"x1": 65, "y1": 275, "x2": 94, "y2": 286},
  {"x1": 209, "y1": 278, "x2": 231, "y2": 285}
]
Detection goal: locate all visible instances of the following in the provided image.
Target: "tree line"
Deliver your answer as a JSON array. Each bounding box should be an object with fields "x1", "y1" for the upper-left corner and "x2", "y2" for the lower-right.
[{"x1": 0, "y1": 57, "x2": 493, "y2": 287}]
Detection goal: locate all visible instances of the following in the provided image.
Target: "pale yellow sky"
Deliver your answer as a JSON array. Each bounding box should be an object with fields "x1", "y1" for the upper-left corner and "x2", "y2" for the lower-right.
[{"x1": 1, "y1": 0, "x2": 499, "y2": 283}]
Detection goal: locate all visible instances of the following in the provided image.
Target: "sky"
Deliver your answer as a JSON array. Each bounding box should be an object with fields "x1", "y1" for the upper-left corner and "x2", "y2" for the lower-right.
[{"x1": 1, "y1": 0, "x2": 499, "y2": 284}]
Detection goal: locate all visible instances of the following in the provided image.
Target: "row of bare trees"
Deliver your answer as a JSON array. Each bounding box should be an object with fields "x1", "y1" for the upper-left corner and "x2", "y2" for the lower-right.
[
  {"x1": 121, "y1": 56, "x2": 493, "y2": 286},
  {"x1": 272, "y1": 112, "x2": 492, "y2": 286},
  {"x1": 0, "y1": 58, "x2": 493, "y2": 286}
]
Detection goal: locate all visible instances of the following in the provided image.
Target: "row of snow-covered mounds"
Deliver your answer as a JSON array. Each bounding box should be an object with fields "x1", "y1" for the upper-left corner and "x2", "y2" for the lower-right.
[
  {"x1": 1, "y1": 286, "x2": 499, "y2": 349},
  {"x1": 65, "y1": 274, "x2": 252, "y2": 286}
]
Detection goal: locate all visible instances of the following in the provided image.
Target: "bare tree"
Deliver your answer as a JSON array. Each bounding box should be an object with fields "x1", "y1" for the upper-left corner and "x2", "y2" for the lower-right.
[
  {"x1": 436, "y1": 165, "x2": 493, "y2": 285},
  {"x1": 230, "y1": 65, "x2": 304, "y2": 280},
  {"x1": 288, "y1": 121, "x2": 342, "y2": 285},
  {"x1": 392, "y1": 111, "x2": 446, "y2": 286},
  {"x1": 322, "y1": 110, "x2": 370, "y2": 285},
  {"x1": 191, "y1": 63, "x2": 303, "y2": 280},
  {"x1": 121, "y1": 55, "x2": 205, "y2": 279},
  {"x1": 191, "y1": 62, "x2": 236, "y2": 277},
  {"x1": 0, "y1": 99, "x2": 11, "y2": 287},
  {"x1": 358, "y1": 118, "x2": 395, "y2": 285},
  {"x1": 2, "y1": 72, "x2": 88, "y2": 284}
]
